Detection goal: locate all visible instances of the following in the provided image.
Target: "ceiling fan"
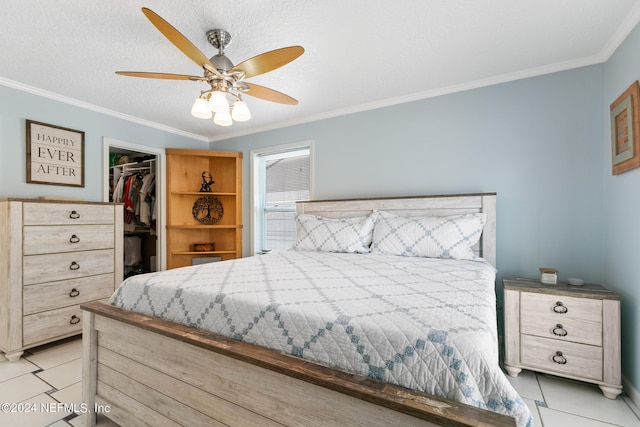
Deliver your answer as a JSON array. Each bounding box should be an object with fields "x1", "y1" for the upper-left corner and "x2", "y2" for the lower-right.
[{"x1": 116, "y1": 7, "x2": 304, "y2": 126}]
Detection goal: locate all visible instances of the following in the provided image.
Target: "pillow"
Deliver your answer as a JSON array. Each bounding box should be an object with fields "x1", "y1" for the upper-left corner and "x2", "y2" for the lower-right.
[
  {"x1": 293, "y1": 213, "x2": 377, "y2": 253},
  {"x1": 371, "y1": 211, "x2": 486, "y2": 260}
]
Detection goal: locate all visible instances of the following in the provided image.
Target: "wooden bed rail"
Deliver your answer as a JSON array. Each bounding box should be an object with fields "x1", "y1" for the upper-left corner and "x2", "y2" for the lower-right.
[{"x1": 82, "y1": 301, "x2": 515, "y2": 427}]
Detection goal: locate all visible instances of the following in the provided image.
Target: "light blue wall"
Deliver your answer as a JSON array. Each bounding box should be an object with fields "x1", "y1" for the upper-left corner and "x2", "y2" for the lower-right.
[
  {"x1": 603, "y1": 22, "x2": 640, "y2": 396},
  {"x1": 0, "y1": 84, "x2": 206, "y2": 201},
  {"x1": 214, "y1": 65, "x2": 606, "y2": 287}
]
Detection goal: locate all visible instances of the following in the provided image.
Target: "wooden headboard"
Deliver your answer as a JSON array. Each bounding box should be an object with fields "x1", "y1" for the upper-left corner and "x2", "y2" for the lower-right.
[{"x1": 296, "y1": 193, "x2": 497, "y2": 267}]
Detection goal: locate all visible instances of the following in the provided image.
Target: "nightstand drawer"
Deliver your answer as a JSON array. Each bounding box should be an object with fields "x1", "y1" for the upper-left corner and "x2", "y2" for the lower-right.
[
  {"x1": 521, "y1": 292, "x2": 602, "y2": 322},
  {"x1": 521, "y1": 335, "x2": 603, "y2": 381},
  {"x1": 23, "y1": 305, "x2": 84, "y2": 346},
  {"x1": 23, "y1": 203, "x2": 114, "y2": 226},
  {"x1": 521, "y1": 313, "x2": 602, "y2": 346},
  {"x1": 23, "y1": 225, "x2": 115, "y2": 255},
  {"x1": 23, "y1": 249, "x2": 114, "y2": 285},
  {"x1": 23, "y1": 274, "x2": 114, "y2": 315}
]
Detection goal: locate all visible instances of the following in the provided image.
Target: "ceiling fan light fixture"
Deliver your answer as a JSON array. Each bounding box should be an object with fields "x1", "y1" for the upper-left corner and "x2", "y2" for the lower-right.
[
  {"x1": 232, "y1": 100, "x2": 251, "y2": 122},
  {"x1": 191, "y1": 97, "x2": 212, "y2": 119},
  {"x1": 116, "y1": 9, "x2": 303, "y2": 128},
  {"x1": 209, "y1": 90, "x2": 229, "y2": 113},
  {"x1": 213, "y1": 110, "x2": 233, "y2": 126}
]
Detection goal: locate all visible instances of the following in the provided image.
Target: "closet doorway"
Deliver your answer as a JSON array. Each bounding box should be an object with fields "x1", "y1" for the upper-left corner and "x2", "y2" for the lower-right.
[{"x1": 102, "y1": 138, "x2": 166, "y2": 272}]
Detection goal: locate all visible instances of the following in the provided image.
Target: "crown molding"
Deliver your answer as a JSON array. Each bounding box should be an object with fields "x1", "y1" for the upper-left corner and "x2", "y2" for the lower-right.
[
  {"x1": 209, "y1": 53, "x2": 605, "y2": 143},
  {"x1": 0, "y1": 76, "x2": 209, "y2": 143},
  {"x1": 599, "y1": 1, "x2": 640, "y2": 62},
  {"x1": 3, "y1": 3, "x2": 640, "y2": 147},
  {"x1": 210, "y1": 9, "x2": 640, "y2": 143}
]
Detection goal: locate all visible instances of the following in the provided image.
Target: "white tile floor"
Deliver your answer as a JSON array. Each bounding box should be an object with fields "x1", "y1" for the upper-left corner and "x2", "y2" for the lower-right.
[
  {"x1": 0, "y1": 335, "x2": 639, "y2": 426},
  {"x1": 507, "y1": 370, "x2": 640, "y2": 426},
  {"x1": 0, "y1": 337, "x2": 117, "y2": 427}
]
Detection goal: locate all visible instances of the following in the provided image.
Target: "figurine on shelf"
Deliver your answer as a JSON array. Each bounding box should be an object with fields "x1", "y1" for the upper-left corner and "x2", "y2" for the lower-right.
[{"x1": 199, "y1": 171, "x2": 214, "y2": 192}]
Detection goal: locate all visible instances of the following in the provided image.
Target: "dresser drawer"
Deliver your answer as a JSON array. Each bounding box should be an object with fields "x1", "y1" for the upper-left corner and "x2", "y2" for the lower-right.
[
  {"x1": 520, "y1": 335, "x2": 603, "y2": 381},
  {"x1": 23, "y1": 274, "x2": 114, "y2": 315},
  {"x1": 23, "y1": 203, "x2": 114, "y2": 226},
  {"x1": 23, "y1": 249, "x2": 114, "y2": 285},
  {"x1": 23, "y1": 305, "x2": 85, "y2": 346},
  {"x1": 23, "y1": 225, "x2": 115, "y2": 255}
]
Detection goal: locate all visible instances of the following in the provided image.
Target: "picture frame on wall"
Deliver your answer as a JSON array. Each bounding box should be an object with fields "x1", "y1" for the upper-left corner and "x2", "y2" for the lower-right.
[
  {"x1": 610, "y1": 81, "x2": 640, "y2": 175},
  {"x1": 26, "y1": 120, "x2": 85, "y2": 187}
]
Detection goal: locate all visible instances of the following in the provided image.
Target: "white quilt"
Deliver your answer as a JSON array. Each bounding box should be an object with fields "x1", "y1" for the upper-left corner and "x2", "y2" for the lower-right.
[{"x1": 110, "y1": 250, "x2": 533, "y2": 426}]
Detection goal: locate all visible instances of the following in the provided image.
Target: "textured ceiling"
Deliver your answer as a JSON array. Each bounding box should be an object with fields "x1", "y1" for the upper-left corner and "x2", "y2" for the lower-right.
[{"x1": 1, "y1": 0, "x2": 640, "y2": 142}]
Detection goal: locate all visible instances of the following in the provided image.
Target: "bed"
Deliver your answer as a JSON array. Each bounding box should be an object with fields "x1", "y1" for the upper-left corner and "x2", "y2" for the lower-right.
[{"x1": 81, "y1": 193, "x2": 533, "y2": 427}]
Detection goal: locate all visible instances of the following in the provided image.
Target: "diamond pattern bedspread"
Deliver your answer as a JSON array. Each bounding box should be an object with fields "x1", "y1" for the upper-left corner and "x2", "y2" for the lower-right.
[{"x1": 110, "y1": 250, "x2": 533, "y2": 426}]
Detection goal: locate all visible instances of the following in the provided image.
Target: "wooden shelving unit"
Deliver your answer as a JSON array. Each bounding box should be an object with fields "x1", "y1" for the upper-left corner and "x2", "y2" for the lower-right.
[{"x1": 165, "y1": 148, "x2": 242, "y2": 269}]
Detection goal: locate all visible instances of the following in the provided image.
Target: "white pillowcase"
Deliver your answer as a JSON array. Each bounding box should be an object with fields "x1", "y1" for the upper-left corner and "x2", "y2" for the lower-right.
[
  {"x1": 293, "y1": 213, "x2": 377, "y2": 253},
  {"x1": 371, "y1": 211, "x2": 486, "y2": 260}
]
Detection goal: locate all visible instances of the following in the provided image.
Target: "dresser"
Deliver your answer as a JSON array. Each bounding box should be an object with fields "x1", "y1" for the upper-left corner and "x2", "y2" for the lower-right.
[
  {"x1": 0, "y1": 199, "x2": 123, "y2": 361},
  {"x1": 503, "y1": 277, "x2": 622, "y2": 399}
]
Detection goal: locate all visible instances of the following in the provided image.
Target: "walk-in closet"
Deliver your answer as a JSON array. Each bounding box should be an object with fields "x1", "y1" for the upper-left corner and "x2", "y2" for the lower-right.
[{"x1": 108, "y1": 145, "x2": 160, "y2": 276}]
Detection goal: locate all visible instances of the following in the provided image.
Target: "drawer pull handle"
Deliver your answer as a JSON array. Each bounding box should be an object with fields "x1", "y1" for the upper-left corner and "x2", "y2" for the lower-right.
[
  {"x1": 69, "y1": 315, "x2": 80, "y2": 325},
  {"x1": 69, "y1": 234, "x2": 80, "y2": 244},
  {"x1": 69, "y1": 288, "x2": 80, "y2": 298},
  {"x1": 552, "y1": 324, "x2": 568, "y2": 337},
  {"x1": 69, "y1": 210, "x2": 80, "y2": 219},
  {"x1": 552, "y1": 351, "x2": 567, "y2": 365},
  {"x1": 69, "y1": 262, "x2": 80, "y2": 271},
  {"x1": 553, "y1": 301, "x2": 568, "y2": 314}
]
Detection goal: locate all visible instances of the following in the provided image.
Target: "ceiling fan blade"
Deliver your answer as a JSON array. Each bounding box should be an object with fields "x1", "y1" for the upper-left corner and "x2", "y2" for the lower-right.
[
  {"x1": 233, "y1": 46, "x2": 304, "y2": 79},
  {"x1": 244, "y1": 83, "x2": 298, "y2": 105},
  {"x1": 141, "y1": 8, "x2": 222, "y2": 78},
  {"x1": 116, "y1": 71, "x2": 202, "y2": 81}
]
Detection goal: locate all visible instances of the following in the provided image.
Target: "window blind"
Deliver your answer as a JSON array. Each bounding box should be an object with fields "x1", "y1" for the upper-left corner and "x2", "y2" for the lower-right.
[{"x1": 263, "y1": 153, "x2": 310, "y2": 251}]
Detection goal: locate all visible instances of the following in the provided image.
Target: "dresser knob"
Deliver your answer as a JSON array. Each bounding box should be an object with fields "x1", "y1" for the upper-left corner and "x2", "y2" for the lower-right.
[
  {"x1": 552, "y1": 351, "x2": 567, "y2": 365},
  {"x1": 69, "y1": 262, "x2": 80, "y2": 271},
  {"x1": 552, "y1": 324, "x2": 568, "y2": 337},
  {"x1": 69, "y1": 315, "x2": 80, "y2": 325},
  {"x1": 69, "y1": 288, "x2": 80, "y2": 298},
  {"x1": 69, "y1": 210, "x2": 80, "y2": 219},
  {"x1": 69, "y1": 234, "x2": 80, "y2": 244},
  {"x1": 552, "y1": 301, "x2": 568, "y2": 314}
]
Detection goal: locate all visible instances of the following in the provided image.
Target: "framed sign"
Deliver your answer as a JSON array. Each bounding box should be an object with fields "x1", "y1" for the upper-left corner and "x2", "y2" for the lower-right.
[
  {"x1": 26, "y1": 120, "x2": 85, "y2": 187},
  {"x1": 610, "y1": 81, "x2": 640, "y2": 175}
]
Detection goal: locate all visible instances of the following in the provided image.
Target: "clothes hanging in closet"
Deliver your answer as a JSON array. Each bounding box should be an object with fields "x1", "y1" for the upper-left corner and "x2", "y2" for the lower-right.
[
  {"x1": 113, "y1": 171, "x2": 156, "y2": 231},
  {"x1": 139, "y1": 172, "x2": 156, "y2": 228}
]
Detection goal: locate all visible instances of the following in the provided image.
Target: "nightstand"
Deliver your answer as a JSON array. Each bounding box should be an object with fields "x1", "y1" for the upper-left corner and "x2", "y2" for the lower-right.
[{"x1": 502, "y1": 277, "x2": 622, "y2": 399}]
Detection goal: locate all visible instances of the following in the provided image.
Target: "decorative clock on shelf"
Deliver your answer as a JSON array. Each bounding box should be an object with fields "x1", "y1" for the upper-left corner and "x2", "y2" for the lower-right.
[{"x1": 192, "y1": 195, "x2": 224, "y2": 225}]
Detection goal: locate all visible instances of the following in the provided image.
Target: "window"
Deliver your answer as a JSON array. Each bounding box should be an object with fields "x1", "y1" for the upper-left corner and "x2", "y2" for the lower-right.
[{"x1": 251, "y1": 142, "x2": 312, "y2": 254}]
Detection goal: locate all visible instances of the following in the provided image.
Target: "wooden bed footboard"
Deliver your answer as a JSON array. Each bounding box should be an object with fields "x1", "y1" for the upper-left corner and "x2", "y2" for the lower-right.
[{"x1": 81, "y1": 301, "x2": 515, "y2": 427}]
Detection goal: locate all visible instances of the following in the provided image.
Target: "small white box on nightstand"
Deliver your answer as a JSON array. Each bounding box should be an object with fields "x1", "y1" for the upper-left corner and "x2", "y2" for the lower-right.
[{"x1": 539, "y1": 267, "x2": 558, "y2": 284}]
